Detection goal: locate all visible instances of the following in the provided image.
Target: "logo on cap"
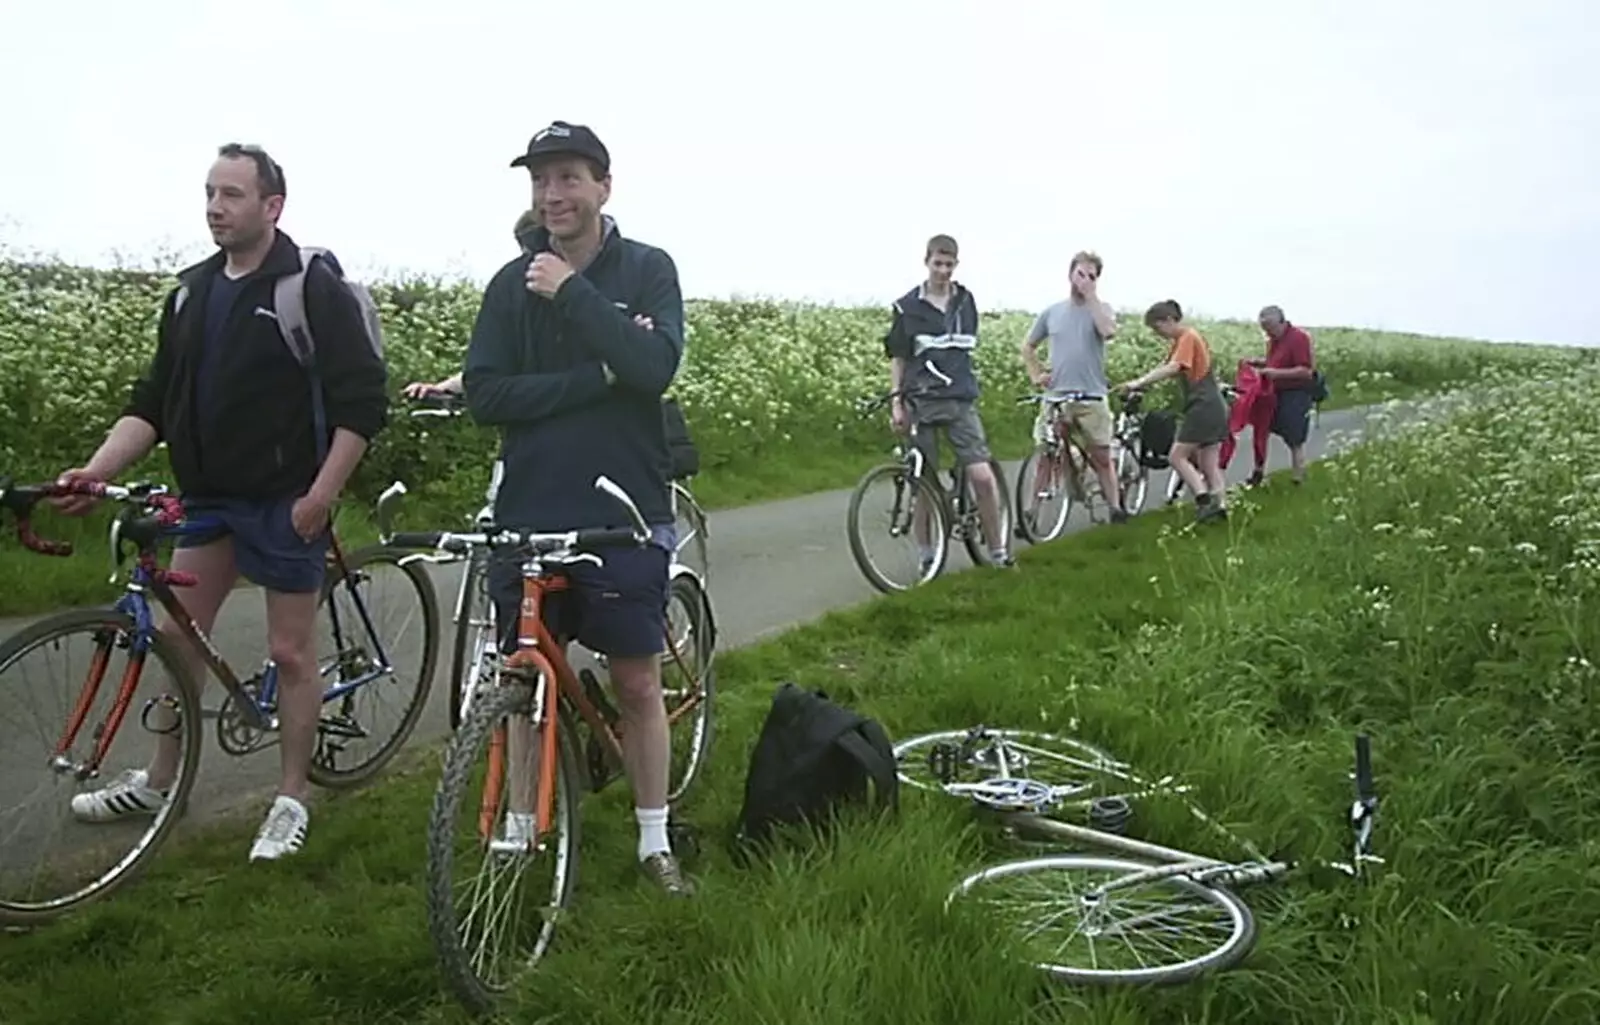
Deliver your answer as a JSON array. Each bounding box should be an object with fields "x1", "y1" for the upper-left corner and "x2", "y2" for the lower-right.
[{"x1": 533, "y1": 123, "x2": 573, "y2": 142}]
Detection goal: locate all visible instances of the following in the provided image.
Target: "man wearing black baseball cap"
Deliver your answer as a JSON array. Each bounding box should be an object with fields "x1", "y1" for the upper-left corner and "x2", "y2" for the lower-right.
[
  {"x1": 463, "y1": 120, "x2": 694, "y2": 897},
  {"x1": 509, "y1": 119, "x2": 611, "y2": 174}
]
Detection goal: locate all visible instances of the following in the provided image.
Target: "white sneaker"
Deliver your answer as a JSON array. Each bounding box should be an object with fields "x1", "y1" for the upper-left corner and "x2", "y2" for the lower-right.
[
  {"x1": 70, "y1": 768, "x2": 169, "y2": 823},
  {"x1": 248, "y1": 795, "x2": 310, "y2": 862}
]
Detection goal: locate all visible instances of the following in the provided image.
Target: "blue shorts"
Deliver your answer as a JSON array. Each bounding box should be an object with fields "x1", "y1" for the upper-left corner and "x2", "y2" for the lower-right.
[
  {"x1": 1271, "y1": 387, "x2": 1315, "y2": 447},
  {"x1": 174, "y1": 495, "x2": 329, "y2": 594},
  {"x1": 490, "y1": 524, "x2": 676, "y2": 660}
]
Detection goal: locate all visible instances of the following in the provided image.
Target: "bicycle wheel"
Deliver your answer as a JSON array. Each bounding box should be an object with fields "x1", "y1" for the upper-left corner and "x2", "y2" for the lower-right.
[
  {"x1": 846, "y1": 462, "x2": 949, "y2": 592},
  {"x1": 446, "y1": 548, "x2": 498, "y2": 733},
  {"x1": 426, "y1": 678, "x2": 583, "y2": 1016},
  {"x1": 947, "y1": 854, "x2": 1257, "y2": 985},
  {"x1": 893, "y1": 727, "x2": 1124, "y2": 801},
  {"x1": 1116, "y1": 443, "x2": 1150, "y2": 517},
  {"x1": 957, "y1": 458, "x2": 1014, "y2": 566},
  {"x1": 307, "y1": 544, "x2": 441, "y2": 789},
  {"x1": 1015, "y1": 446, "x2": 1071, "y2": 544},
  {"x1": 670, "y1": 481, "x2": 711, "y2": 586},
  {"x1": 0, "y1": 609, "x2": 203, "y2": 926},
  {"x1": 662, "y1": 570, "x2": 716, "y2": 803}
]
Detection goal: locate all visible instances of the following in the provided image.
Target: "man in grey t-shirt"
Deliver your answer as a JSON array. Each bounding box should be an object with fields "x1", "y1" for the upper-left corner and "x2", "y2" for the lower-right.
[{"x1": 1019, "y1": 251, "x2": 1127, "y2": 522}]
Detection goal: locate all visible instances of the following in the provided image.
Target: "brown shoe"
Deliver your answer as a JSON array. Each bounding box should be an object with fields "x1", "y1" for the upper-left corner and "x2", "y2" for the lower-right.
[{"x1": 639, "y1": 851, "x2": 696, "y2": 896}]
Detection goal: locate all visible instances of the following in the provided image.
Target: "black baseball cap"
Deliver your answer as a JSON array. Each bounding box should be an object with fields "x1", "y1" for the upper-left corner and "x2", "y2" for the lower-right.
[{"x1": 509, "y1": 120, "x2": 611, "y2": 173}]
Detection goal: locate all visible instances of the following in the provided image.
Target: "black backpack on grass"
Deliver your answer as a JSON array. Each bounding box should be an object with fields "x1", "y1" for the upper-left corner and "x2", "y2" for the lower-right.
[{"x1": 731, "y1": 683, "x2": 899, "y2": 861}]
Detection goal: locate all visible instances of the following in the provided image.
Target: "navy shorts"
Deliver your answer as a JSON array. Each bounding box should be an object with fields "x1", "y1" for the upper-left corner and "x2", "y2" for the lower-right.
[
  {"x1": 489, "y1": 523, "x2": 676, "y2": 660},
  {"x1": 175, "y1": 495, "x2": 329, "y2": 594},
  {"x1": 1272, "y1": 387, "x2": 1315, "y2": 447}
]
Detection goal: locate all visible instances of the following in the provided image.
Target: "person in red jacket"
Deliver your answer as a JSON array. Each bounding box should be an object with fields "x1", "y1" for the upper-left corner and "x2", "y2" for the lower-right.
[
  {"x1": 1220, "y1": 359, "x2": 1275, "y2": 477},
  {"x1": 1249, "y1": 305, "x2": 1316, "y2": 485}
]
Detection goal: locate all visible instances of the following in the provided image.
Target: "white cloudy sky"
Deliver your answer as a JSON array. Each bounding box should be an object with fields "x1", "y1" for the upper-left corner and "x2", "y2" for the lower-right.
[{"x1": 2, "y1": 0, "x2": 1595, "y2": 346}]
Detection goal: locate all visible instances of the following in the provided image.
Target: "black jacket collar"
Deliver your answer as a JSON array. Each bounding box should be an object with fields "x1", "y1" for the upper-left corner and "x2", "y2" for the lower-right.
[{"x1": 176, "y1": 229, "x2": 304, "y2": 286}]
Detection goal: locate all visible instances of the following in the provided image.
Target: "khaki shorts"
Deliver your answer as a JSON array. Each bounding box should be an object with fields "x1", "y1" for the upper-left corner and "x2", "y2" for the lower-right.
[{"x1": 1034, "y1": 397, "x2": 1114, "y2": 449}]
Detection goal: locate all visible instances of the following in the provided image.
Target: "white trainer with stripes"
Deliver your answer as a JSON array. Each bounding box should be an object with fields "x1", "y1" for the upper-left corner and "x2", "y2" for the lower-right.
[
  {"x1": 69, "y1": 768, "x2": 169, "y2": 823},
  {"x1": 248, "y1": 795, "x2": 310, "y2": 862}
]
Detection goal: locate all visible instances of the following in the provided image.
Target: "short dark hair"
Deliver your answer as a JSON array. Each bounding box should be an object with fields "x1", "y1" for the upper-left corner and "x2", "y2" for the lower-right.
[
  {"x1": 1143, "y1": 299, "x2": 1183, "y2": 327},
  {"x1": 925, "y1": 234, "x2": 959, "y2": 260},
  {"x1": 1259, "y1": 304, "x2": 1285, "y2": 322},
  {"x1": 216, "y1": 143, "x2": 286, "y2": 199},
  {"x1": 1070, "y1": 250, "x2": 1104, "y2": 277}
]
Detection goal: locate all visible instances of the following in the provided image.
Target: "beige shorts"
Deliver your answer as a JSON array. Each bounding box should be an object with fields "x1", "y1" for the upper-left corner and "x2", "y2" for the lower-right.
[{"x1": 1034, "y1": 397, "x2": 1114, "y2": 449}]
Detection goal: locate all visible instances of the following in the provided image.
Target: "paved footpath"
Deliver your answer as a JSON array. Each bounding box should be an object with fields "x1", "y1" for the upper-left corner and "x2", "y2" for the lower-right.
[{"x1": 0, "y1": 403, "x2": 1383, "y2": 868}]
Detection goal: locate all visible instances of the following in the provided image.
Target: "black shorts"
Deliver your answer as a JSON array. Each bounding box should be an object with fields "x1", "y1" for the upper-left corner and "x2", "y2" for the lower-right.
[
  {"x1": 174, "y1": 495, "x2": 329, "y2": 594},
  {"x1": 489, "y1": 523, "x2": 675, "y2": 659}
]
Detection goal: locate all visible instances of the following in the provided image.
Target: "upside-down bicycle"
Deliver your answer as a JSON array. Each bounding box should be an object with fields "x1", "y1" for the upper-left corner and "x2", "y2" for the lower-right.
[
  {"x1": 0, "y1": 476, "x2": 439, "y2": 926},
  {"x1": 403, "y1": 390, "x2": 713, "y2": 731},
  {"x1": 374, "y1": 474, "x2": 716, "y2": 1016},
  {"x1": 845, "y1": 361, "x2": 1015, "y2": 592},
  {"x1": 892, "y1": 725, "x2": 1382, "y2": 984}
]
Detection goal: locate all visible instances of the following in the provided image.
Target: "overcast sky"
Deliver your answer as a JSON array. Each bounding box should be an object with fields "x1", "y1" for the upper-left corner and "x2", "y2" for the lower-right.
[{"x1": 2, "y1": 0, "x2": 1595, "y2": 346}]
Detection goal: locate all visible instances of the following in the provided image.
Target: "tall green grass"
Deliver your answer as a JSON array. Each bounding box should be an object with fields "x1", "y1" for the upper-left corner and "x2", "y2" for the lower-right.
[{"x1": 1, "y1": 370, "x2": 1595, "y2": 1024}]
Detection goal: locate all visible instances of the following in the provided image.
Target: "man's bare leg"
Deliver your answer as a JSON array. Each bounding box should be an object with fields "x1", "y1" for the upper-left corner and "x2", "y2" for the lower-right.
[
  {"x1": 246, "y1": 587, "x2": 321, "y2": 862},
  {"x1": 265, "y1": 588, "x2": 322, "y2": 804},
  {"x1": 146, "y1": 540, "x2": 239, "y2": 789},
  {"x1": 963, "y1": 459, "x2": 1008, "y2": 559},
  {"x1": 1089, "y1": 444, "x2": 1123, "y2": 517},
  {"x1": 70, "y1": 539, "x2": 238, "y2": 826}
]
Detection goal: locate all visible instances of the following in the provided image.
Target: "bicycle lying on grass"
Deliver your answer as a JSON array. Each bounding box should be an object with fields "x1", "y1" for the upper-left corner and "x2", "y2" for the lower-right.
[
  {"x1": 1013, "y1": 389, "x2": 1152, "y2": 544},
  {"x1": 846, "y1": 361, "x2": 1015, "y2": 593},
  {"x1": 893, "y1": 725, "x2": 1381, "y2": 984},
  {"x1": 406, "y1": 391, "x2": 713, "y2": 730},
  {"x1": 373, "y1": 475, "x2": 716, "y2": 1016},
  {"x1": 0, "y1": 476, "x2": 439, "y2": 927}
]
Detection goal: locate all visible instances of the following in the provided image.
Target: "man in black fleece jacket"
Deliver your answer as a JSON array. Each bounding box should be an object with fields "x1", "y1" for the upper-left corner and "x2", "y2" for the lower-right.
[
  {"x1": 462, "y1": 121, "x2": 692, "y2": 895},
  {"x1": 50, "y1": 143, "x2": 388, "y2": 863}
]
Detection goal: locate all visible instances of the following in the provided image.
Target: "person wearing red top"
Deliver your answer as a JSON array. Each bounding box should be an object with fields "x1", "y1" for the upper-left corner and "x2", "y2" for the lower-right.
[{"x1": 1249, "y1": 305, "x2": 1316, "y2": 485}]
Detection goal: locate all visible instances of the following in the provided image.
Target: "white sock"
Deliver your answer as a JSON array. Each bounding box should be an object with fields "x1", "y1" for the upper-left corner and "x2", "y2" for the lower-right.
[{"x1": 635, "y1": 806, "x2": 670, "y2": 861}]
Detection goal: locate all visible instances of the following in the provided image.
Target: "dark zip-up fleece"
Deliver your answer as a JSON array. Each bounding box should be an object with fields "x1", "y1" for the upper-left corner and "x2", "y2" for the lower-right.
[
  {"x1": 462, "y1": 217, "x2": 685, "y2": 532},
  {"x1": 121, "y1": 230, "x2": 389, "y2": 500},
  {"x1": 883, "y1": 282, "x2": 981, "y2": 402}
]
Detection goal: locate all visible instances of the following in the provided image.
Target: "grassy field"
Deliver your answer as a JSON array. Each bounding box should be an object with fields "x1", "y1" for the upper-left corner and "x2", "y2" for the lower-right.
[
  {"x1": 3, "y1": 369, "x2": 1596, "y2": 1025},
  {"x1": 1, "y1": 248, "x2": 1593, "y2": 615}
]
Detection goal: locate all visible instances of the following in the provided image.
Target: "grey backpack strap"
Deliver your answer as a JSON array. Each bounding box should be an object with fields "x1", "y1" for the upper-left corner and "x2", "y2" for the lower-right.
[
  {"x1": 272, "y1": 247, "x2": 329, "y2": 466},
  {"x1": 271, "y1": 247, "x2": 323, "y2": 366}
]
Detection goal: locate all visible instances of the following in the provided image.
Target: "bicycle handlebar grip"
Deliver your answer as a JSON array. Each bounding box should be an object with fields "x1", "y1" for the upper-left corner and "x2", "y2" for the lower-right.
[
  {"x1": 576, "y1": 526, "x2": 645, "y2": 549},
  {"x1": 18, "y1": 520, "x2": 72, "y2": 557},
  {"x1": 389, "y1": 531, "x2": 445, "y2": 550}
]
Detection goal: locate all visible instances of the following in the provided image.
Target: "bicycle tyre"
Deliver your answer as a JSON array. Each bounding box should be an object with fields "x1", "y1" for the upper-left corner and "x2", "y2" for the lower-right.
[
  {"x1": 1116, "y1": 444, "x2": 1150, "y2": 517},
  {"x1": 307, "y1": 543, "x2": 441, "y2": 790},
  {"x1": 959, "y1": 457, "x2": 1014, "y2": 566},
  {"x1": 1015, "y1": 447, "x2": 1071, "y2": 544},
  {"x1": 846, "y1": 462, "x2": 949, "y2": 593},
  {"x1": 664, "y1": 570, "x2": 716, "y2": 803},
  {"x1": 948, "y1": 854, "x2": 1258, "y2": 985},
  {"x1": 446, "y1": 548, "x2": 495, "y2": 733},
  {"x1": 425, "y1": 680, "x2": 583, "y2": 1016},
  {"x1": 670, "y1": 481, "x2": 711, "y2": 587},
  {"x1": 0, "y1": 609, "x2": 203, "y2": 927}
]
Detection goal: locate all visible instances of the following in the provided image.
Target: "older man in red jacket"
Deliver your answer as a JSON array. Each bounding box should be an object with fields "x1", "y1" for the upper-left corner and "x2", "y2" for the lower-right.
[{"x1": 1249, "y1": 305, "x2": 1317, "y2": 485}]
